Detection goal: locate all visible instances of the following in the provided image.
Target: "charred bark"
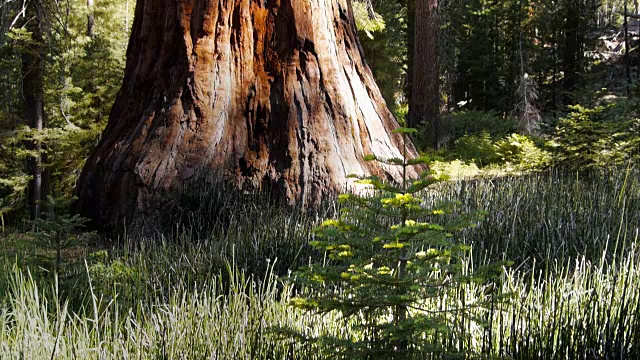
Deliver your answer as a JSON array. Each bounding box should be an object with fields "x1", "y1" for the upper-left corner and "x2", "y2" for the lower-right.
[{"x1": 76, "y1": 0, "x2": 419, "y2": 232}]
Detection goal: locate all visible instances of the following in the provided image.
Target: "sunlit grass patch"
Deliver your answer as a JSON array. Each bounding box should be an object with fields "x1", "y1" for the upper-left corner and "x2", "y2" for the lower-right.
[{"x1": 0, "y1": 167, "x2": 638, "y2": 358}]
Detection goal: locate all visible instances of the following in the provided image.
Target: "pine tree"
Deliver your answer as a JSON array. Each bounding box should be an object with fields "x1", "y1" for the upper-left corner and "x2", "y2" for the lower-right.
[{"x1": 287, "y1": 127, "x2": 507, "y2": 359}]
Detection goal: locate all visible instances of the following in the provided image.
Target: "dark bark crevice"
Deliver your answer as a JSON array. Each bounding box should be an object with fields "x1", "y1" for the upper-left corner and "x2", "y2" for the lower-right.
[{"x1": 76, "y1": 0, "x2": 420, "y2": 233}]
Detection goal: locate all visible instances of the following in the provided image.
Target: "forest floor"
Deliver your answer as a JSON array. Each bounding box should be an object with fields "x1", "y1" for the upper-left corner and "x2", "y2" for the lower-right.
[{"x1": 0, "y1": 166, "x2": 638, "y2": 359}]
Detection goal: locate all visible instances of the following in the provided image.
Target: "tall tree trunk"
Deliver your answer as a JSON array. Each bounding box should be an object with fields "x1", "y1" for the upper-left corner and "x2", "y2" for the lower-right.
[
  {"x1": 87, "y1": 0, "x2": 95, "y2": 37},
  {"x1": 411, "y1": 0, "x2": 440, "y2": 149},
  {"x1": 406, "y1": 0, "x2": 415, "y2": 123},
  {"x1": 22, "y1": 2, "x2": 45, "y2": 220},
  {"x1": 552, "y1": 26, "x2": 559, "y2": 117},
  {"x1": 624, "y1": 0, "x2": 631, "y2": 93},
  {"x1": 636, "y1": 0, "x2": 639, "y2": 80},
  {"x1": 76, "y1": 0, "x2": 419, "y2": 232},
  {"x1": 562, "y1": 0, "x2": 580, "y2": 106}
]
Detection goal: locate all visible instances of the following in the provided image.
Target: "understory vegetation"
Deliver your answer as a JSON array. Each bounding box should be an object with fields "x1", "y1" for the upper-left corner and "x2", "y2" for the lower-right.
[
  {"x1": 0, "y1": 168, "x2": 638, "y2": 359},
  {"x1": 1, "y1": 0, "x2": 640, "y2": 358}
]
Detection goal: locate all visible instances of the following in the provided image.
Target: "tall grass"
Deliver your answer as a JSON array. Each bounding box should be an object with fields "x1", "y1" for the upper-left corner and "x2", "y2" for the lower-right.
[
  {"x1": 0, "y1": 260, "x2": 348, "y2": 359},
  {"x1": 495, "y1": 233, "x2": 640, "y2": 359},
  {"x1": 161, "y1": 180, "x2": 333, "y2": 275},
  {"x1": 0, "y1": 168, "x2": 638, "y2": 358},
  {"x1": 439, "y1": 168, "x2": 640, "y2": 264}
]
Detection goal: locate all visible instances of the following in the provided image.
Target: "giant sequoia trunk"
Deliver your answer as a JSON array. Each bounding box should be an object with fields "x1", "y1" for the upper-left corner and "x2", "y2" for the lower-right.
[{"x1": 76, "y1": 0, "x2": 419, "y2": 231}]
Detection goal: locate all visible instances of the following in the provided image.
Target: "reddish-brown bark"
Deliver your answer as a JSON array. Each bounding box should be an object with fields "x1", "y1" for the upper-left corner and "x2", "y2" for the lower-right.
[
  {"x1": 411, "y1": 0, "x2": 440, "y2": 148},
  {"x1": 76, "y1": 0, "x2": 419, "y2": 231}
]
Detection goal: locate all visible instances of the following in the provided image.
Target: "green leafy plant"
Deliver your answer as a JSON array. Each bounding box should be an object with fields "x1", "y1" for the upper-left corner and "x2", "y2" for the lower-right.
[
  {"x1": 86, "y1": 251, "x2": 138, "y2": 305},
  {"x1": 286, "y1": 128, "x2": 508, "y2": 359}
]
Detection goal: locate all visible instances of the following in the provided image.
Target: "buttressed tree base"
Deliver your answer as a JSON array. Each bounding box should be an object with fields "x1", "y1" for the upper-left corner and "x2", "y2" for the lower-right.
[{"x1": 76, "y1": 0, "x2": 419, "y2": 231}]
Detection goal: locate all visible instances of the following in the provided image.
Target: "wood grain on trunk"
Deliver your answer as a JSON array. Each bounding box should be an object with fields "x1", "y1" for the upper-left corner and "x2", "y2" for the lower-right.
[{"x1": 76, "y1": 0, "x2": 419, "y2": 232}]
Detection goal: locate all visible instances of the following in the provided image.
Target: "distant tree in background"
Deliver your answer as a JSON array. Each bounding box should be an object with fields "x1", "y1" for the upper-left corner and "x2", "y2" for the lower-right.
[
  {"x1": 410, "y1": 0, "x2": 442, "y2": 148},
  {"x1": 21, "y1": 1, "x2": 45, "y2": 220},
  {"x1": 563, "y1": 0, "x2": 581, "y2": 105},
  {"x1": 0, "y1": 0, "x2": 132, "y2": 225}
]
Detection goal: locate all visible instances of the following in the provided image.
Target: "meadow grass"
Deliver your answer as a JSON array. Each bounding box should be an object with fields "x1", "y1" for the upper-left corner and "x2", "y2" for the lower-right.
[{"x1": 0, "y1": 168, "x2": 638, "y2": 359}]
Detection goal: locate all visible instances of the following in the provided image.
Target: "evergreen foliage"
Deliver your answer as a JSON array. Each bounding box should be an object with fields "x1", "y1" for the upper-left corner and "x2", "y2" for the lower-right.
[
  {"x1": 285, "y1": 128, "x2": 508, "y2": 359},
  {"x1": 0, "y1": 0, "x2": 132, "y2": 224},
  {"x1": 356, "y1": 0, "x2": 408, "y2": 117},
  {"x1": 494, "y1": 133, "x2": 552, "y2": 170},
  {"x1": 552, "y1": 102, "x2": 640, "y2": 168},
  {"x1": 28, "y1": 196, "x2": 94, "y2": 276}
]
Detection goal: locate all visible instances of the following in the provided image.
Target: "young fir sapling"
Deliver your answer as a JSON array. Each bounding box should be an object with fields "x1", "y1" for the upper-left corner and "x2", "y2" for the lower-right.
[{"x1": 286, "y1": 127, "x2": 509, "y2": 359}]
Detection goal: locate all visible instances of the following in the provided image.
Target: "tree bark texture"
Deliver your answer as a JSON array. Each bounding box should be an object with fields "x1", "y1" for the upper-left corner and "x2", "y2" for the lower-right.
[
  {"x1": 410, "y1": 0, "x2": 440, "y2": 148},
  {"x1": 406, "y1": 0, "x2": 415, "y2": 122},
  {"x1": 76, "y1": 0, "x2": 419, "y2": 231},
  {"x1": 562, "y1": 0, "x2": 580, "y2": 106},
  {"x1": 22, "y1": 2, "x2": 45, "y2": 220},
  {"x1": 87, "y1": 0, "x2": 95, "y2": 37}
]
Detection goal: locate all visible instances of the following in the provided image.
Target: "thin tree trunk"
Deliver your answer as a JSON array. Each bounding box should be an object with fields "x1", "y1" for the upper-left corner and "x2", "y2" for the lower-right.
[
  {"x1": 636, "y1": 0, "x2": 639, "y2": 80},
  {"x1": 563, "y1": 0, "x2": 580, "y2": 106},
  {"x1": 552, "y1": 26, "x2": 559, "y2": 117},
  {"x1": 76, "y1": 0, "x2": 420, "y2": 232},
  {"x1": 411, "y1": 0, "x2": 440, "y2": 148},
  {"x1": 125, "y1": 0, "x2": 129, "y2": 30},
  {"x1": 576, "y1": 0, "x2": 587, "y2": 83},
  {"x1": 22, "y1": 1, "x2": 45, "y2": 220},
  {"x1": 624, "y1": 0, "x2": 631, "y2": 93},
  {"x1": 87, "y1": 0, "x2": 95, "y2": 37},
  {"x1": 406, "y1": 0, "x2": 415, "y2": 124}
]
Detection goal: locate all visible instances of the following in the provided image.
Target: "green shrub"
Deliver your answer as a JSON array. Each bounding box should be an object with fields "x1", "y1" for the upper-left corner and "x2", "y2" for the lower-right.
[
  {"x1": 451, "y1": 110, "x2": 519, "y2": 140},
  {"x1": 451, "y1": 132, "x2": 553, "y2": 171},
  {"x1": 494, "y1": 133, "x2": 552, "y2": 170},
  {"x1": 551, "y1": 104, "x2": 639, "y2": 169},
  {"x1": 452, "y1": 132, "x2": 500, "y2": 166},
  {"x1": 87, "y1": 251, "x2": 138, "y2": 302}
]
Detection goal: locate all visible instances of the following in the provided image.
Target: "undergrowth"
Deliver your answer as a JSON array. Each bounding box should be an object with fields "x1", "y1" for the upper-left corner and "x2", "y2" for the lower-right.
[{"x1": 0, "y1": 167, "x2": 638, "y2": 359}]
